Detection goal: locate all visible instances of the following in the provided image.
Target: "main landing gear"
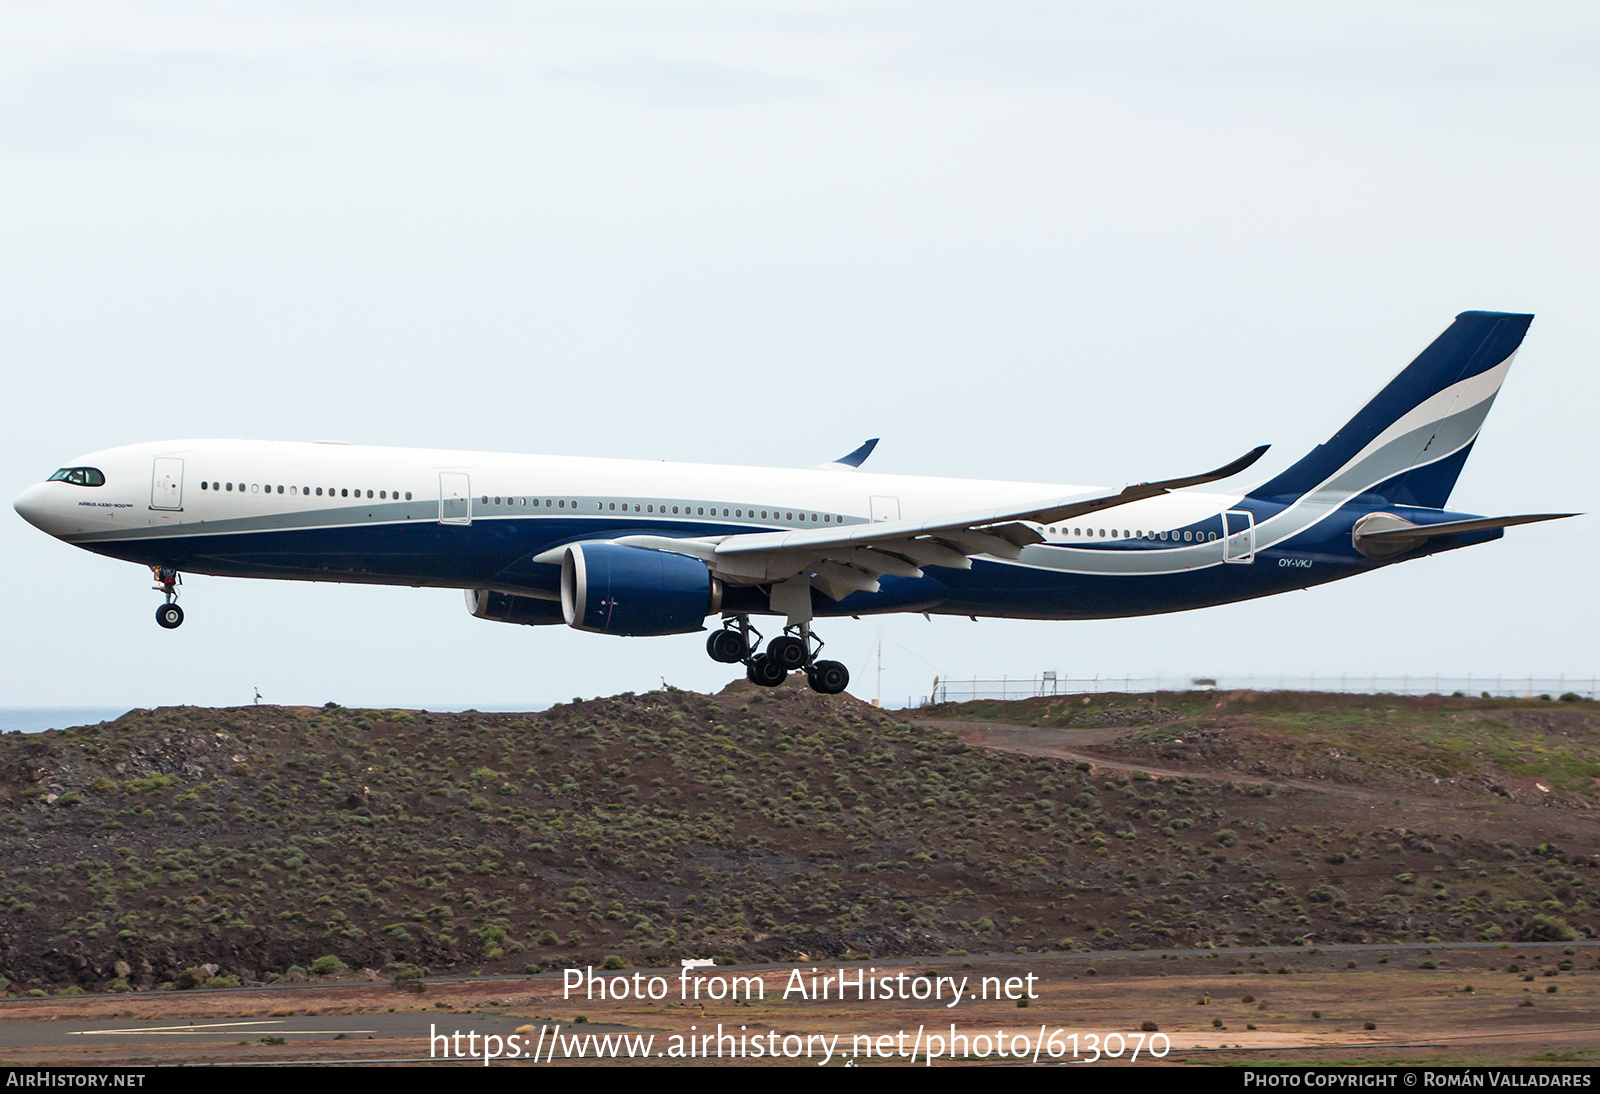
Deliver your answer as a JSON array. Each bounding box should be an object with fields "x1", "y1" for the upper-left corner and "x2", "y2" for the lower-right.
[
  {"x1": 705, "y1": 616, "x2": 849, "y2": 695},
  {"x1": 152, "y1": 567, "x2": 184, "y2": 630}
]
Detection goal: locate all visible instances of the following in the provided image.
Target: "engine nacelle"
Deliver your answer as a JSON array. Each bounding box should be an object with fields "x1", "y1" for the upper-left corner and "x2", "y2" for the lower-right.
[
  {"x1": 465, "y1": 588, "x2": 566, "y2": 626},
  {"x1": 560, "y1": 542, "x2": 720, "y2": 636}
]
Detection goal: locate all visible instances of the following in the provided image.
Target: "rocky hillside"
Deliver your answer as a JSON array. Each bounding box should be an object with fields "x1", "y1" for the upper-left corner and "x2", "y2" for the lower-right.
[{"x1": 1, "y1": 685, "x2": 1597, "y2": 993}]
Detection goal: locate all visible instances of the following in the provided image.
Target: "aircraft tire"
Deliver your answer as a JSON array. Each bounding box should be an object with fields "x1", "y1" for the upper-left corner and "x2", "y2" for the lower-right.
[
  {"x1": 767, "y1": 635, "x2": 808, "y2": 671},
  {"x1": 706, "y1": 629, "x2": 746, "y2": 663},
  {"x1": 156, "y1": 603, "x2": 184, "y2": 630},
  {"x1": 746, "y1": 653, "x2": 787, "y2": 688},
  {"x1": 808, "y1": 660, "x2": 849, "y2": 695}
]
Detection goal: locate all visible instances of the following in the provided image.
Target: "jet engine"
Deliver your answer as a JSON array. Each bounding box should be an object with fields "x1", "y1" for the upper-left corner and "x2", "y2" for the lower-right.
[
  {"x1": 465, "y1": 588, "x2": 566, "y2": 626},
  {"x1": 560, "y1": 542, "x2": 721, "y2": 636}
]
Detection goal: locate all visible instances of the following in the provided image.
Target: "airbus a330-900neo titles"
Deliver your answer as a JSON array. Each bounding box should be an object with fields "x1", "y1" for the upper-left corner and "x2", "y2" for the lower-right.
[{"x1": 14, "y1": 311, "x2": 1573, "y2": 695}]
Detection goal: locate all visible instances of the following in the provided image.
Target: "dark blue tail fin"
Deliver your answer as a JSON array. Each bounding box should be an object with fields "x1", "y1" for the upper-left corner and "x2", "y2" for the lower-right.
[{"x1": 1248, "y1": 311, "x2": 1532, "y2": 508}]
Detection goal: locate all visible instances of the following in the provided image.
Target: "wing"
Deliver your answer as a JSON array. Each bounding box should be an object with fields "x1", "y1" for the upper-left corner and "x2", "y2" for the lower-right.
[{"x1": 614, "y1": 445, "x2": 1270, "y2": 600}]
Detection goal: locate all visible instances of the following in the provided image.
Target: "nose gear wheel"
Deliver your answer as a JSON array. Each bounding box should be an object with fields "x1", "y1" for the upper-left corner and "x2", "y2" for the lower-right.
[{"x1": 151, "y1": 567, "x2": 184, "y2": 629}]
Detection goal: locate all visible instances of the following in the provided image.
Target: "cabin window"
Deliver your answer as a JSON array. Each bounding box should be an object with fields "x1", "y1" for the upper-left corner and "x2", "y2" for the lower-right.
[
  {"x1": 226, "y1": 482, "x2": 233, "y2": 492},
  {"x1": 201, "y1": 481, "x2": 208, "y2": 490},
  {"x1": 405, "y1": 492, "x2": 412, "y2": 500}
]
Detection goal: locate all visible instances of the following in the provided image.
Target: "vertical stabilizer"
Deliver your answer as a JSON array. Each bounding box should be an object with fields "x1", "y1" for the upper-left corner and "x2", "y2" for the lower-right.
[{"x1": 1248, "y1": 311, "x2": 1532, "y2": 508}]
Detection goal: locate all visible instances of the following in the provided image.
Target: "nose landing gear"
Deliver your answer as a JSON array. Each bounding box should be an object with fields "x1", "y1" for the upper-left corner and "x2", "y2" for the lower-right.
[
  {"x1": 152, "y1": 567, "x2": 184, "y2": 629},
  {"x1": 707, "y1": 616, "x2": 850, "y2": 695}
]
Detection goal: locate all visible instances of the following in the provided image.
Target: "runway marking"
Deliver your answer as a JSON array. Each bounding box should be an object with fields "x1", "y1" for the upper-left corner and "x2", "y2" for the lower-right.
[{"x1": 71, "y1": 1020, "x2": 376, "y2": 1036}]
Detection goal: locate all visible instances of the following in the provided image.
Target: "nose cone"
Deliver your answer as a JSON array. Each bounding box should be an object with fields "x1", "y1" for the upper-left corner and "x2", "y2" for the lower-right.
[{"x1": 13, "y1": 483, "x2": 50, "y2": 532}]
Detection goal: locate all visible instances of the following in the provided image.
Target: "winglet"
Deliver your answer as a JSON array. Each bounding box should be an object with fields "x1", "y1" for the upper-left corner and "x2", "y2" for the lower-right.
[
  {"x1": 811, "y1": 438, "x2": 879, "y2": 471},
  {"x1": 1020, "y1": 445, "x2": 1271, "y2": 525},
  {"x1": 1136, "y1": 444, "x2": 1270, "y2": 492}
]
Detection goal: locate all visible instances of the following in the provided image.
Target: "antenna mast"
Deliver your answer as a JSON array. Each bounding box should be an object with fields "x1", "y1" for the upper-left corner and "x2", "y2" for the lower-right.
[{"x1": 875, "y1": 640, "x2": 883, "y2": 708}]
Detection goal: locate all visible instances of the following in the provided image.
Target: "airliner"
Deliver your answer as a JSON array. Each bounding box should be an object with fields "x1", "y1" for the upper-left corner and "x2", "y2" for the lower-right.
[{"x1": 13, "y1": 311, "x2": 1571, "y2": 695}]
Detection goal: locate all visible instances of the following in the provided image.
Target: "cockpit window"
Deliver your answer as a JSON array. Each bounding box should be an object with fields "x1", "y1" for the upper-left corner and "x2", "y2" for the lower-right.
[{"x1": 46, "y1": 467, "x2": 105, "y2": 487}]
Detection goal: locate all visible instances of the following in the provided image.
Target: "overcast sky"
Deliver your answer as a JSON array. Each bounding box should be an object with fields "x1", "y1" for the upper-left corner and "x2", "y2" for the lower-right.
[{"x1": 3, "y1": 1, "x2": 1597, "y2": 711}]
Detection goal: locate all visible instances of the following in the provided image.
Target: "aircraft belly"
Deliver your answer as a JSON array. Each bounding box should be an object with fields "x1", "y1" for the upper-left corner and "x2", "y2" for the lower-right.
[{"x1": 928, "y1": 553, "x2": 1359, "y2": 620}]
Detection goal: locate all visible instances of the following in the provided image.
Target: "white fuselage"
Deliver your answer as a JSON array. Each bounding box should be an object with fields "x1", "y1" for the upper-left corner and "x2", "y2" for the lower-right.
[{"x1": 14, "y1": 438, "x2": 1243, "y2": 556}]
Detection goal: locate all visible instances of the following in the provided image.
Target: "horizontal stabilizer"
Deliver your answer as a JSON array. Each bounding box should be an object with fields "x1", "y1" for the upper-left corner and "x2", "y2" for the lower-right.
[{"x1": 1353, "y1": 511, "x2": 1575, "y2": 560}]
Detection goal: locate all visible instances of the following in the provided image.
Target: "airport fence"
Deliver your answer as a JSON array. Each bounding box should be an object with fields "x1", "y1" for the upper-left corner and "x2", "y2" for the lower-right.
[{"x1": 925, "y1": 673, "x2": 1600, "y2": 705}]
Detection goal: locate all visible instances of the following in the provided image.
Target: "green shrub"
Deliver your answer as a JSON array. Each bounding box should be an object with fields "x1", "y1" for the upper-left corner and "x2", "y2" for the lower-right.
[
  {"x1": 309, "y1": 955, "x2": 347, "y2": 976},
  {"x1": 1519, "y1": 915, "x2": 1578, "y2": 942}
]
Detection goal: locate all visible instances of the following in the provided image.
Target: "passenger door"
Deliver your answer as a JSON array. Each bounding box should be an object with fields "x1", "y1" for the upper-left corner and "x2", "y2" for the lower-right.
[
  {"x1": 439, "y1": 472, "x2": 471, "y2": 525},
  {"x1": 150, "y1": 458, "x2": 184, "y2": 511},
  {"x1": 1223, "y1": 509, "x2": 1256, "y2": 563}
]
